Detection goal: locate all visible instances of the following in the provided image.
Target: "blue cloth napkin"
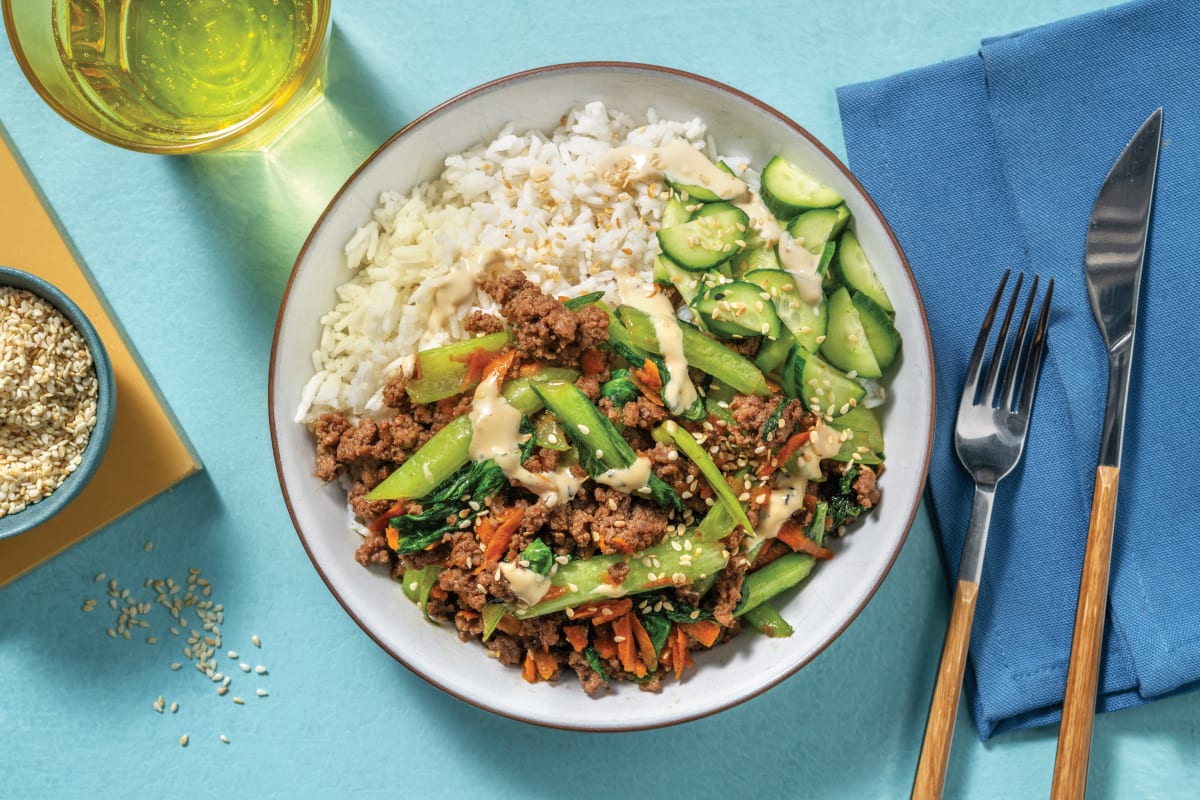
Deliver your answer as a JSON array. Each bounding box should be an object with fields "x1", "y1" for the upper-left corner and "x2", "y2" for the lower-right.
[{"x1": 838, "y1": 0, "x2": 1200, "y2": 739}]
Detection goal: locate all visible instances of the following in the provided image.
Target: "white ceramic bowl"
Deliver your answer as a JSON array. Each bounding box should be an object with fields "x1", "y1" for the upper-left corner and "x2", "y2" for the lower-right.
[{"x1": 270, "y1": 63, "x2": 934, "y2": 730}]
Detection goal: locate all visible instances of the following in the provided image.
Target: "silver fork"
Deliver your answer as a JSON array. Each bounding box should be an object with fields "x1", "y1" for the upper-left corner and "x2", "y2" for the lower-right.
[{"x1": 912, "y1": 270, "x2": 1054, "y2": 800}]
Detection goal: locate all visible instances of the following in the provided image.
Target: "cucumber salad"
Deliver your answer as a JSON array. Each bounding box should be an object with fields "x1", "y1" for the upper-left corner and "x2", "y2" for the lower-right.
[{"x1": 309, "y1": 111, "x2": 901, "y2": 694}]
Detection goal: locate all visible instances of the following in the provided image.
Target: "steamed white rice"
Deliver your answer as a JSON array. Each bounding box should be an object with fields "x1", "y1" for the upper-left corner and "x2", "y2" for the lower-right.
[{"x1": 295, "y1": 101, "x2": 734, "y2": 424}]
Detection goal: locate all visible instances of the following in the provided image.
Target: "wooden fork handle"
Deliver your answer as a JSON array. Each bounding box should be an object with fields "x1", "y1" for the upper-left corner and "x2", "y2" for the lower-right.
[
  {"x1": 1052, "y1": 465, "x2": 1120, "y2": 800},
  {"x1": 913, "y1": 579, "x2": 979, "y2": 799}
]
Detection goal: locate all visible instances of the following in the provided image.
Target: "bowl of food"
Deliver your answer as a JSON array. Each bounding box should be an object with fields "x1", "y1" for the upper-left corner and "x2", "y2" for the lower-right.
[
  {"x1": 0, "y1": 265, "x2": 115, "y2": 540},
  {"x1": 270, "y1": 63, "x2": 934, "y2": 730}
]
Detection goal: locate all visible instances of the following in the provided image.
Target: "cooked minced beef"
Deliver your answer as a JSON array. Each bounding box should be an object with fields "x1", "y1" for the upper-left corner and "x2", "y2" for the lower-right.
[{"x1": 312, "y1": 269, "x2": 885, "y2": 695}]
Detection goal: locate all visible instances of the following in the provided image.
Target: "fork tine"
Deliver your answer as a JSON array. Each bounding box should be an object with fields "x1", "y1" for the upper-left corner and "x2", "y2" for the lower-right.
[
  {"x1": 980, "y1": 271, "x2": 1024, "y2": 406},
  {"x1": 1000, "y1": 274, "x2": 1041, "y2": 411},
  {"x1": 1017, "y1": 277, "x2": 1054, "y2": 417},
  {"x1": 960, "y1": 269, "x2": 1011, "y2": 411}
]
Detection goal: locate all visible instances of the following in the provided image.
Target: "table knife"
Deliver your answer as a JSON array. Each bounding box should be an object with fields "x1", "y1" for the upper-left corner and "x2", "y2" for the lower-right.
[{"x1": 1051, "y1": 107, "x2": 1162, "y2": 800}]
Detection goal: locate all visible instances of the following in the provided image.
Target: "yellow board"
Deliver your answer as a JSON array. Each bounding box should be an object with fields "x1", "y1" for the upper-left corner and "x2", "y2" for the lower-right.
[{"x1": 0, "y1": 129, "x2": 201, "y2": 586}]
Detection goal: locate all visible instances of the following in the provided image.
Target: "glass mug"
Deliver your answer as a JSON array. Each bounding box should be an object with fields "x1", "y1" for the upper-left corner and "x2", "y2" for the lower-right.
[{"x1": 3, "y1": 0, "x2": 332, "y2": 153}]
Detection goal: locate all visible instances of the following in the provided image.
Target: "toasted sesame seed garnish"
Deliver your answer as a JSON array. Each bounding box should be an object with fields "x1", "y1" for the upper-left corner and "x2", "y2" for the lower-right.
[
  {"x1": 179, "y1": 734, "x2": 189, "y2": 747},
  {"x1": 254, "y1": 665, "x2": 267, "y2": 675},
  {"x1": 170, "y1": 701, "x2": 179, "y2": 714},
  {"x1": 220, "y1": 734, "x2": 230, "y2": 744},
  {"x1": 233, "y1": 697, "x2": 244, "y2": 705},
  {"x1": 239, "y1": 663, "x2": 250, "y2": 673},
  {"x1": 256, "y1": 689, "x2": 268, "y2": 697},
  {"x1": 217, "y1": 686, "x2": 228, "y2": 696},
  {"x1": 94, "y1": 572, "x2": 106, "y2": 583},
  {"x1": 170, "y1": 662, "x2": 182, "y2": 671},
  {"x1": 143, "y1": 540, "x2": 153, "y2": 552}
]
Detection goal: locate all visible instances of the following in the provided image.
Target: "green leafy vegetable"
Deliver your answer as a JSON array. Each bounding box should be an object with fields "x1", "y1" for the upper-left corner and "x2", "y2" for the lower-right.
[
  {"x1": 563, "y1": 291, "x2": 606, "y2": 311},
  {"x1": 520, "y1": 538, "x2": 554, "y2": 576},
  {"x1": 600, "y1": 369, "x2": 639, "y2": 408},
  {"x1": 389, "y1": 419, "x2": 536, "y2": 554},
  {"x1": 826, "y1": 465, "x2": 867, "y2": 529},
  {"x1": 583, "y1": 645, "x2": 610, "y2": 685}
]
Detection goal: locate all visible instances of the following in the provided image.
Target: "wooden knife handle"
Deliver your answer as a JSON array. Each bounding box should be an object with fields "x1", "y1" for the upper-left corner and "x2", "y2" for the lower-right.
[
  {"x1": 1052, "y1": 465, "x2": 1121, "y2": 800},
  {"x1": 913, "y1": 579, "x2": 979, "y2": 800}
]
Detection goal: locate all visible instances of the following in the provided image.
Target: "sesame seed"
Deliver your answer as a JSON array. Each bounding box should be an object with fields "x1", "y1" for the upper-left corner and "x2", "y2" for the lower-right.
[
  {"x1": 233, "y1": 697, "x2": 244, "y2": 705},
  {"x1": 94, "y1": 572, "x2": 106, "y2": 583},
  {"x1": 220, "y1": 734, "x2": 230, "y2": 744},
  {"x1": 256, "y1": 689, "x2": 268, "y2": 697},
  {"x1": 170, "y1": 702, "x2": 179, "y2": 714},
  {"x1": 239, "y1": 663, "x2": 250, "y2": 673},
  {"x1": 143, "y1": 540, "x2": 153, "y2": 552},
  {"x1": 255, "y1": 666, "x2": 267, "y2": 675},
  {"x1": 179, "y1": 734, "x2": 189, "y2": 747}
]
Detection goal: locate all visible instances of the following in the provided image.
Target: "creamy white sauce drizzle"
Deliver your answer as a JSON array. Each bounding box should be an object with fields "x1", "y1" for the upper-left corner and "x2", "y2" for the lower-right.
[
  {"x1": 468, "y1": 373, "x2": 582, "y2": 506},
  {"x1": 594, "y1": 456, "x2": 652, "y2": 494},
  {"x1": 732, "y1": 190, "x2": 783, "y2": 244},
  {"x1": 498, "y1": 562, "x2": 553, "y2": 606},
  {"x1": 590, "y1": 582, "x2": 627, "y2": 599},
  {"x1": 745, "y1": 420, "x2": 847, "y2": 549},
  {"x1": 426, "y1": 248, "x2": 506, "y2": 337},
  {"x1": 596, "y1": 140, "x2": 748, "y2": 200},
  {"x1": 776, "y1": 232, "x2": 824, "y2": 306},
  {"x1": 614, "y1": 266, "x2": 697, "y2": 414}
]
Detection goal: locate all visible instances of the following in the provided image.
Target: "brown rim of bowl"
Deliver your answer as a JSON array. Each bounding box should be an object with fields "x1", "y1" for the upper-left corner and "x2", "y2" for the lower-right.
[{"x1": 268, "y1": 61, "x2": 936, "y2": 732}]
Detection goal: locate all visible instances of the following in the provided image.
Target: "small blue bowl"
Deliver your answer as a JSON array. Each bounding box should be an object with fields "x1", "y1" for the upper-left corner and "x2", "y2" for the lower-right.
[{"x1": 0, "y1": 266, "x2": 116, "y2": 540}]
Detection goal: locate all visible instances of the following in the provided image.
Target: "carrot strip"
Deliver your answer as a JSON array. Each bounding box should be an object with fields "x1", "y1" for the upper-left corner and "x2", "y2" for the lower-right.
[
  {"x1": 428, "y1": 585, "x2": 448, "y2": 601},
  {"x1": 563, "y1": 625, "x2": 590, "y2": 653},
  {"x1": 496, "y1": 614, "x2": 521, "y2": 636},
  {"x1": 612, "y1": 614, "x2": 645, "y2": 677},
  {"x1": 482, "y1": 506, "x2": 525, "y2": 563},
  {"x1": 628, "y1": 613, "x2": 659, "y2": 671},
  {"x1": 633, "y1": 359, "x2": 663, "y2": 392},
  {"x1": 457, "y1": 346, "x2": 500, "y2": 390},
  {"x1": 680, "y1": 619, "x2": 721, "y2": 648},
  {"x1": 532, "y1": 649, "x2": 558, "y2": 681},
  {"x1": 482, "y1": 349, "x2": 517, "y2": 384},
  {"x1": 369, "y1": 501, "x2": 406, "y2": 533},
  {"x1": 522, "y1": 650, "x2": 537, "y2": 683},
  {"x1": 759, "y1": 430, "x2": 812, "y2": 478},
  {"x1": 776, "y1": 521, "x2": 834, "y2": 560},
  {"x1": 384, "y1": 526, "x2": 400, "y2": 552},
  {"x1": 580, "y1": 347, "x2": 605, "y2": 376},
  {"x1": 540, "y1": 584, "x2": 568, "y2": 603},
  {"x1": 568, "y1": 598, "x2": 633, "y2": 623},
  {"x1": 593, "y1": 623, "x2": 618, "y2": 659},
  {"x1": 669, "y1": 624, "x2": 693, "y2": 681}
]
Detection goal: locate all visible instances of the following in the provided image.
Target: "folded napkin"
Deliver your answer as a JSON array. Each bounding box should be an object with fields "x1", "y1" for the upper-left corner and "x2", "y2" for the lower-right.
[{"x1": 838, "y1": 0, "x2": 1200, "y2": 738}]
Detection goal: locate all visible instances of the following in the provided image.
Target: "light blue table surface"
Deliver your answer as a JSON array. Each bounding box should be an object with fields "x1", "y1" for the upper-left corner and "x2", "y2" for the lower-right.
[{"x1": 3, "y1": 2, "x2": 1196, "y2": 797}]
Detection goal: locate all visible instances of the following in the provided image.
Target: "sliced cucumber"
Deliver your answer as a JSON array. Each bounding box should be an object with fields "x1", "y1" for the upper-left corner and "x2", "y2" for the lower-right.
[
  {"x1": 783, "y1": 347, "x2": 866, "y2": 418},
  {"x1": 653, "y1": 254, "x2": 704, "y2": 304},
  {"x1": 666, "y1": 176, "x2": 724, "y2": 203},
  {"x1": 754, "y1": 334, "x2": 793, "y2": 373},
  {"x1": 826, "y1": 406, "x2": 884, "y2": 464},
  {"x1": 821, "y1": 286, "x2": 882, "y2": 379},
  {"x1": 656, "y1": 203, "x2": 749, "y2": 271},
  {"x1": 743, "y1": 268, "x2": 827, "y2": 354},
  {"x1": 662, "y1": 195, "x2": 692, "y2": 228},
  {"x1": 852, "y1": 291, "x2": 901, "y2": 370},
  {"x1": 786, "y1": 205, "x2": 851, "y2": 255},
  {"x1": 819, "y1": 240, "x2": 838, "y2": 291},
  {"x1": 760, "y1": 155, "x2": 843, "y2": 220},
  {"x1": 692, "y1": 280, "x2": 782, "y2": 340},
  {"x1": 730, "y1": 243, "x2": 782, "y2": 278},
  {"x1": 834, "y1": 230, "x2": 893, "y2": 313}
]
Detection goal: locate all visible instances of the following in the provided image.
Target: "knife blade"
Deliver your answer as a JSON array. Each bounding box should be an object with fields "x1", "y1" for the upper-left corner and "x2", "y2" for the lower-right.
[{"x1": 1051, "y1": 108, "x2": 1162, "y2": 800}]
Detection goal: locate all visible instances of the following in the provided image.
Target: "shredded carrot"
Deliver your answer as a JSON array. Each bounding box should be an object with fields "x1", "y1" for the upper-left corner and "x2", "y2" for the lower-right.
[
  {"x1": 593, "y1": 623, "x2": 618, "y2": 659},
  {"x1": 680, "y1": 619, "x2": 722, "y2": 648},
  {"x1": 532, "y1": 649, "x2": 558, "y2": 681},
  {"x1": 384, "y1": 526, "x2": 400, "y2": 552},
  {"x1": 455, "y1": 348, "x2": 494, "y2": 390},
  {"x1": 517, "y1": 360, "x2": 547, "y2": 377},
  {"x1": 569, "y1": 598, "x2": 633, "y2": 623},
  {"x1": 522, "y1": 650, "x2": 538, "y2": 683},
  {"x1": 776, "y1": 521, "x2": 834, "y2": 559},
  {"x1": 563, "y1": 624, "x2": 590, "y2": 653},
  {"x1": 633, "y1": 358, "x2": 663, "y2": 392},
  {"x1": 496, "y1": 614, "x2": 521, "y2": 636},
  {"x1": 540, "y1": 584, "x2": 568, "y2": 603},
  {"x1": 475, "y1": 515, "x2": 496, "y2": 547},
  {"x1": 759, "y1": 430, "x2": 813, "y2": 478},
  {"x1": 457, "y1": 609, "x2": 480, "y2": 621},
  {"x1": 752, "y1": 538, "x2": 790, "y2": 569},
  {"x1": 482, "y1": 349, "x2": 517, "y2": 385},
  {"x1": 369, "y1": 501, "x2": 406, "y2": 533},
  {"x1": 669, "y1": 624, "x2": 693, "y2": 681},
  {"x1": 628, "y1": 613, "x2": 658, "y2": 671},
  {"x1": 612, "y1": 614, "x2": 646, "y2": 677},
  {"x1": 428, "y1": 585, "x2": 448, "y2": 601},
  {"x1": 640, "y1": 575, "x2": 677, "y2": 590},
  {"x1": 482, "y1": 506, "x2": 525, "y2": 562},
  {"x1": 580, "y1": 347, "x2": 605, "y2": 376}
]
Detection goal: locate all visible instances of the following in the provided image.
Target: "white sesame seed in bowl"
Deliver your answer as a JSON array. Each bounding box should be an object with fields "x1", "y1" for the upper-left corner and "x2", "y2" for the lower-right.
[
  {"x1": 269, "y1": 63, "x2": 934, "y2": 731},
  {"x1": 0, "y1": 265, "x2": 116, "y2": 540}
]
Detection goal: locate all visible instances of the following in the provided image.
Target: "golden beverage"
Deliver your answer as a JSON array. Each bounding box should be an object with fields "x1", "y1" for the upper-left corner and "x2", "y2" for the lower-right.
[{"x1": 7, "y1": 0, "x2": 330, "y2": 151}]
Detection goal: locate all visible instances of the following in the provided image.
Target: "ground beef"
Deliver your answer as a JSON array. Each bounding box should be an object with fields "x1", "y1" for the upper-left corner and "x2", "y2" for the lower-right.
[
  {"x1": 568, "y1": 649, "x2": 609, "y2": 696},
  {"x1": 465, "y1": 310, "x2": 505, "y2": 335},
  {"x1": 354, "y1": 533, "x2": 392, "y2": 567},
  {"x1": 438, "y1": 565, "x2": 515, "y2": 612},
  {"x1": 606, "y1": 561, "x2": 630, "y2": 586},
  {"x1": 481, "y1": 271, "x2": 609, "y2": 363},
  {"x1": 486, "y1": 632, "x2": 523, "y2": 666},
  {"x1": 521, "y1": 446, "x2": 562, "y2": 475},
  {"x1": 455, "y1": 610, "x2": 484, "y2": 640},
  {"x1": 519, "y1": 616, "x2": 564, "y2": 653},
  {"x1": 645, "y1": 441, "x2": 704, "y2": 510},
  {"x1": 347, "y1": 480, "x2": 393, "y2": 521},
  {"x1": 725, "y1": 336, "x2": 761, "y2": 359},
  {"x1": 590, "y1": 487, "x2": 670, "y2": 555},
  {"x1": 853, "y1": 464, "x2": 881, "y2": 509},
  {"x1": 575, "y1": 375, "x2": 602, "y2": 402},
  {"x1": 313, "y1": 414, "x2": 351, "y2": 481},
  {"x1": 599, "y1": 395, "x2": 669, "y2": 431},
  {"x1": 381, "y1": 374, "x2": 408, "y2": 408},
  {"x1": 712, "y1": 555, "x2": 749, "y2": 627}
]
